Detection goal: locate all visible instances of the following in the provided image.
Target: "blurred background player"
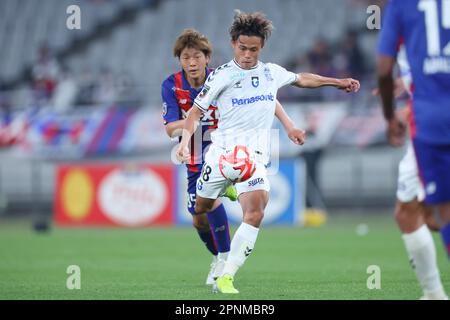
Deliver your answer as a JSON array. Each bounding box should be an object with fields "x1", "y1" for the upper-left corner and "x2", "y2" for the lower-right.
[
  {"x1": 161, "y1": 29, "x2": 233, "y2": 288},
  {"x1": 177, "y1": 10, "x2": 359, "y2": 294},
  {"x1": 378, "y1": 0, "x2": 450, "y2": 273},
  {"x1": 375, "y1": 44, "x2": 448, "y2": 300}
]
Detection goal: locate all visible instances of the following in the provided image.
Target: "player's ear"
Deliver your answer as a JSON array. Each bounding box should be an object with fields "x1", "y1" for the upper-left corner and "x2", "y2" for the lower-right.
[{"x1": 205, "y1": 55, "x2": 210, "y2": 65}]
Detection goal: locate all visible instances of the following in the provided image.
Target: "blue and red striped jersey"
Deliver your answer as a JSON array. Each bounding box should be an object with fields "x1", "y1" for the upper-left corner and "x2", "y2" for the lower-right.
[
  {"x1": 161, "y1": 68, "x2": 219, "y2": 172},
  {"x1": 378, "y1": 0, "x2": 450, "y2": 144}
]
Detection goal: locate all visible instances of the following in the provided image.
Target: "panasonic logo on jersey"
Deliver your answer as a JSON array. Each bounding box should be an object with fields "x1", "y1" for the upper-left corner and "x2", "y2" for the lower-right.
[{"x1": 231, "y1": 93, "x2": 274, "y2": 107}]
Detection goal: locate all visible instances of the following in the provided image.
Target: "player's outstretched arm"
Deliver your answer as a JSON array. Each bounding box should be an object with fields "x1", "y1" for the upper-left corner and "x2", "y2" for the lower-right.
[
  {"x1": 176, "y1": 105, "x2": 203, "y2": 163},
  {"x1": 293, "y1": 72, "x2": 360, "y2": 92},
  {"x1": 274, "y1": 100, "x2": 305, "y2": 145}
]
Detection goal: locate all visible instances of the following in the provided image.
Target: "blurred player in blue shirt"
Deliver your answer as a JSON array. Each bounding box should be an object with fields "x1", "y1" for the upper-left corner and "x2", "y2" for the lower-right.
[{"x1": 378, "y1": 0, "x2": 450, "y2": 268}]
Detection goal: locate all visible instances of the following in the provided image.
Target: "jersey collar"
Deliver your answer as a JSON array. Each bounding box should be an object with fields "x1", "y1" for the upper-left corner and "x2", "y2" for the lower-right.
[{"x1": 232, "y1": 59, "x2": 260, "y2": 70}]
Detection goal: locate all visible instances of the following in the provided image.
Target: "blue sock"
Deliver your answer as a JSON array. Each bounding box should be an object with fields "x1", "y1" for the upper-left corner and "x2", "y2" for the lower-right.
[
  {"x1": 207, "y1": 204, "x2": 231, "y2": 253},
  {"x1": 441, "y1": 223, "x2": 450, "y2": 259},
  {"x1": 197, "y1": 230, "x2": 218, "y2": 256}
]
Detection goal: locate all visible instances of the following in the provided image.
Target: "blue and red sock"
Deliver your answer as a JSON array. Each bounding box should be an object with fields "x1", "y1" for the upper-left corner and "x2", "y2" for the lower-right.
[
  {"x1": 440, "y1": 223, "x2": 450, "y2": 259},
  {"x1": 207, "y1": 204, "x2": 231, "y2": 253},
  {"x1": 197, "y1": 230, "x2": 218, "y2": 256}
]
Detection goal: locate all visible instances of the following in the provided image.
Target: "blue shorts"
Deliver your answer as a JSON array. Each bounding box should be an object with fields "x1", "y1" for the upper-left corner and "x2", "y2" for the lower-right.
[
  {"x1": 187, "y1": 170, "x2": 201, "y2": 215},
  {"x1": 413, "y1": 139, "x2": 450, "y2": 205}
]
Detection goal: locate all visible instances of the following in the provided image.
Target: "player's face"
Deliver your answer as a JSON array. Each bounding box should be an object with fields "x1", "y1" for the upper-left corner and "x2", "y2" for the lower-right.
[
  {"x1": 179, "y1": 47, "x2": 209, "y2": 81},
  {"x1": 232, "y1": 36, "x2": 263, "y2": 69}
]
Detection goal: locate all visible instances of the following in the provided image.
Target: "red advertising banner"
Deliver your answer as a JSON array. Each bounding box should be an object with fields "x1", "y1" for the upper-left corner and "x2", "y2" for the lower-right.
[{"x1": 54, "y1": 163, "x2": 175, "y2": 226}]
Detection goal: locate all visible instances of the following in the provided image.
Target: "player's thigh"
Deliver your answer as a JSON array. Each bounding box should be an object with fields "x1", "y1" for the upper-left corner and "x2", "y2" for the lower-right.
[
  {"x1": 235, "y1": 162, "x2": 270, "y2": 198},
  {"x1": 186, "y1": 171, "x2": 201, "y2": 215},
  {"x1": 196, "y1": 147, "x2": 231, "y2": 201},
  {"x1": 397, "y1": 142, "x2": 424, "y2": 202}
]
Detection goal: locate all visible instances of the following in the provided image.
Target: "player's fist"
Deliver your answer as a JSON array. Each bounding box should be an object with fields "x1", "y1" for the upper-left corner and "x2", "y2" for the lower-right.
[
  {"x1": 288, "y1": 128, "x2": 306, "y2": 145},
  {"x1": 337, "y1": 78, "x2": 360, "y2": 93},
  {"x1": 176, "y1": 143, "x2": 190, "y2": 163}
]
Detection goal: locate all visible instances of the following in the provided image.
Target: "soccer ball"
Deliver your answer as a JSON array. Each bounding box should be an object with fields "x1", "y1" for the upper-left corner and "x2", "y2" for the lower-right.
[{"x1": 219, "y1": 145, "x2": 256, "y2": 183}]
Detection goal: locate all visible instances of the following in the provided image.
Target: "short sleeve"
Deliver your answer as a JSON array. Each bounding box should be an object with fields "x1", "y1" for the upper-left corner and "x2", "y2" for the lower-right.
[
  {"x1": 194, "y1": 64, "x2": 230, "y2": 112},
  {"x1": 161, "y1": 79, "x2": 180, "y2": 125},
  {"x1": 267, "y1": 63, "x2": 298, "y2": 89},
  {"x1": 378, "y1": 0, "x2": 402, "y2": 58}
]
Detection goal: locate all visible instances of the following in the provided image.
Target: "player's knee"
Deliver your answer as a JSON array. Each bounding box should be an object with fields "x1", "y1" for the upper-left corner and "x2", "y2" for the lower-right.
[
  {"x1": 244, "y1": 209, "x2": 264, "y2": 227},
  {"x1": 192, "y1": 214, "x2": 210, "y2": 232},
  {"x1": 195, "y1": 199, "x2": 214, "y2": 215},
  {"x1": 394, "y1": 201, "x2": 419, "y2": 224}
]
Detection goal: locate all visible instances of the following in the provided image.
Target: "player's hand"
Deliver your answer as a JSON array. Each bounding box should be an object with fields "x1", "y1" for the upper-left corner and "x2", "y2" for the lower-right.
[
  {"x1": 176, "y1": 143, "x2": 190, "y2": 163},
  {"x1": 337, "y1": 78, "x2": 360, "y2": 93},
  {"x1": 288, "y1": 128, "x2": 306, "y2": 145},
  {"x1": 387, "y1": 117, "x2": 406, "y2": 147}
]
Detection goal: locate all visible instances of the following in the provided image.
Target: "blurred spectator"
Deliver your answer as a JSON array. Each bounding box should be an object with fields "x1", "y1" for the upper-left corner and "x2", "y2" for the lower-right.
[
  {"x1": 337, "y1": 30, "x2": 366, "y2": 79},
  {"x1": 286, "y1": 38, "x2": 335, "y2": 76},
  {"x1": 75, "y1": 68, "x2": 96, "y2": 105},
  {"x1": 32, "y1": 43, "x2": 61, "y2": 104},
  {"x1": 51, "y1": 67, "x2": 78, "y2": 113},
  {"x1": 93, "y1": 67, "x2": 117, "y2": 105}
]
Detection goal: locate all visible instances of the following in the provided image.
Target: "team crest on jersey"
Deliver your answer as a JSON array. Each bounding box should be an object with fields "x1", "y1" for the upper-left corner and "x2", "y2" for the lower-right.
[
  {"x1": 251, "y1": 76, "x2": 259, "y2": 88},
  {"x1": 264, "y1": 67, "x2": 273, "y2": 81},
  {"x1": 199, "y1": 84, "x2": 210, "y2": 98}
]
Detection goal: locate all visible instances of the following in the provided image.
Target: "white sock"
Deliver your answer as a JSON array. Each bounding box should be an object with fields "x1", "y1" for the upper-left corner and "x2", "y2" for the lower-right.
[
  {"x1": 402, "y1": 224, "x2": 445, "y2": 296},
  {"x1": 222, "y1": 222, "x2": 259, "y2": 277},
  {"x1": 214, "y1": 252, "x2": 229, "y2": 279}
]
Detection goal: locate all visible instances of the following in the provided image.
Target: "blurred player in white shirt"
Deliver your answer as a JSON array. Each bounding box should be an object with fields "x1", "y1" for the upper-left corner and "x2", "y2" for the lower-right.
[{"x1": 176, "y1": 10, "x2": 359, "y2": 294}]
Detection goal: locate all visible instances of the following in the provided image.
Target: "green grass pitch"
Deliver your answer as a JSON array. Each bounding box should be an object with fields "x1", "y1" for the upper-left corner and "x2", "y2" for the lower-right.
[{"x1": 0, "y1": 214, "x2": 448, "y2": 300}]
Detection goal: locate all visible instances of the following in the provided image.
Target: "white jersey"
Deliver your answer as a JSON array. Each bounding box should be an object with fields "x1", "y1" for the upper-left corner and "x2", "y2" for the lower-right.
[{"x1": 194, "y1": 59, "x2": 298, "y2": 165}]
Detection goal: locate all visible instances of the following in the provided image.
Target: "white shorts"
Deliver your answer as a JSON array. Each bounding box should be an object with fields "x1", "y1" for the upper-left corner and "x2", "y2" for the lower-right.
[
  {"x1": 196, "y1": 144, "x2": 270, "y2": 199},
  {"x1": 397, "y1": 142, "x2": 425, "y2": 202}
]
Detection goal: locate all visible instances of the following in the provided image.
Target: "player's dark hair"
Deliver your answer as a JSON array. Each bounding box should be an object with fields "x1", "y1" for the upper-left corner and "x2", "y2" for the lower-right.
[
  {"x1": 229, "y1": 10, "x2": 273, "y2": 44},
  {"x1": 173, "y1": 28, "x2": 212, "y2": 58}
]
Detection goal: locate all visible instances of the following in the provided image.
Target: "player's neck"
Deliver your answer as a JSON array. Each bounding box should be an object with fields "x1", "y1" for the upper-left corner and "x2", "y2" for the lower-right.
[{"x1": 185, "y1": 71, "x2": 206, "y2": 90}]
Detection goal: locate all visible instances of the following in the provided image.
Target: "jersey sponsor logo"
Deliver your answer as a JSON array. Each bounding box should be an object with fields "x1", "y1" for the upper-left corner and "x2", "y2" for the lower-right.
[
  {"x1": 251, "y1": 76, "x2": 259, "y2": 88},
  {"x1": 264, "y1": 67, "x2": 273, "y2": 81},
  {"x1": 231, "y1": 93, "x2": 275, "y2": 107},
  {"x1": 173, "y1": 86, "x2": 190, "y2": 93},
  {"x1": 426, "y1": 182, "x2": 436, "y2": 195},
  {"x1": 230, "y1": 71, "x2": 246, "y2": 81},
  {"x1": 248, "y1": 177, "x2": 264, "y2": 187},
  {"x1": 198, "y1": 84, "x2": 210, "y2": 98},
  {"x1": 178, "y1": 98, "x2": 187, "y2": 104}
]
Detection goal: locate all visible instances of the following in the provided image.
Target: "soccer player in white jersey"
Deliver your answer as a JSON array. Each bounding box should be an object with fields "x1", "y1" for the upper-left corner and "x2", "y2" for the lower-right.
[
  {"x1": 389, "y1": 46, "x2": 447, "y2": 300},
  {"x1": 176, "y1": 11, "x2": 360, "y2": 294}
]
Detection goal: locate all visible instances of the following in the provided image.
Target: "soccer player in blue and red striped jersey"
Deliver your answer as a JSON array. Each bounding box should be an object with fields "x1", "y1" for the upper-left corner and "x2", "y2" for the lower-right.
[
  {"x1": 378, "y1": 0, "x2": 450, "y2": 276},
  {"x1": 161, "y1": 29, "x2": 232, "y2": 288}
]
